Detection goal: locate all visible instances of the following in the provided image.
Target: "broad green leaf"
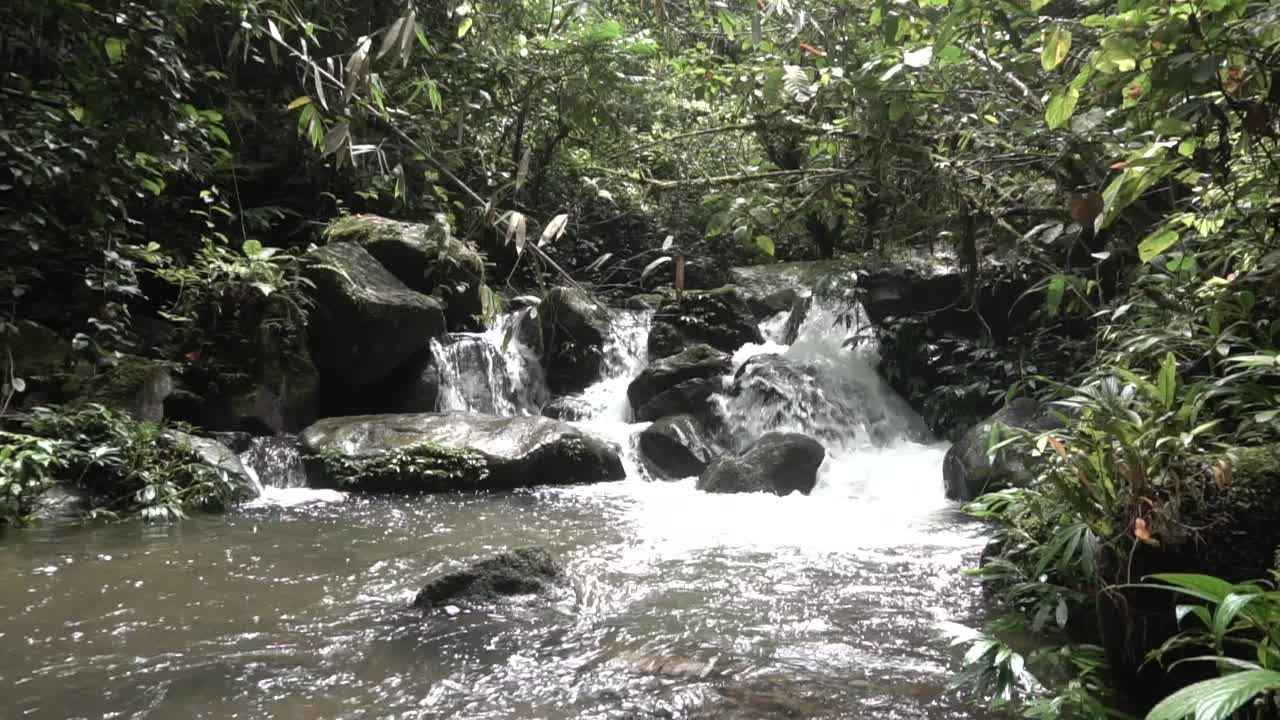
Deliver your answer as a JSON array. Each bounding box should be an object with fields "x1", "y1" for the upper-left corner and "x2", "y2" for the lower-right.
[
  {"x1": 1212, "y1": 593, "x2": 1257, "y2": 648},
  {"x1": 755, "y1": 235, "x2": 775, "y2": 256},
  {"x1": 1041, "y1": 29, "x2": 1071, "y2": 71},
  {"x1": 287, "y1": 96, "x2": 312, "y2": 111},
  {"x1": 242, "y1": 239, "x2": 264, "y2": 257},
  {"x1": 1148, "y1": 574, "x2": 1237, "y2": 604},
  {"x1": 1157, "y1": 351, "x2": 1177, "y2": 411},
  {"x1": 458, "y1": 17, "x2": 474, "y2": 38},
  {"x1": 1147, "y1": 669, "x2": 1280, "y2": 720},
  {"x1": 1045, "y1": 86, "x2": 1079, "y2": 129},
  {"x1": 1138, "y1": 229, "x2": 1179, "y2": 263},
  {"x1": 1045, "y1": 275, "x2": 1066, "y2": 317},
  {"x1": 105, "y1": 38, "x2": 127, "y2": 63}
]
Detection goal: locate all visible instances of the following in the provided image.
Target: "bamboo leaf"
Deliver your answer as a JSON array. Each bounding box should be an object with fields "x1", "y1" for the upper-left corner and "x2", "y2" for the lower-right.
[
  {"x1": 641, "y1": 256, "x2": 672, "y2": 280},
  {"x1": 539, "y1": 213, "x2": 569, "y2": 246},
  {"x1": 287, "y1": 96, "x2": 312, "y2": 111}
]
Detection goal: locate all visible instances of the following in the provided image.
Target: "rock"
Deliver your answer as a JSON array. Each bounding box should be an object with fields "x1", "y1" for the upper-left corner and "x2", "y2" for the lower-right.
[
  {"x1": 238, "y1": 436, "x2": 309, "y2": 489},
  {"x1": 627, "y1": 344, "x2": 730, "y2": 422},
  {"x1": 413, "y1": 547, "x2": 563, "y2": 609},
  {"x1": 537, "y1": 286, "x2": 611, "y2": 394},
  {"x1": 781, "y1": 295, "x2": 812, "y2": 344},
  {"x1": 304, "y1": 242, "x2": 446, "y2": 387},
  {"x1": 208, "y1": 431, "x2": 255, "y2": 454},
  {"x1": 624, "y1": 293, "x2": 665, "y2": 311},
  {"x1": 67, "y1": 354, "x2": 174, "y2": 422},
  {"x1": 648, "y1": 286, "x2": 763, "y2": 359},
  {"x1": 746, "y1": 288, "x2": 800, "y2": 320},
  {"x1": 942, "y1": 398, "x2": 1061, "y2": 501},
  {"x1": 325, "y1": 214, "x2": 489, "y2": 331},
  {"x1": 696, "y1": 432, "x2": 825, "y2": 496},
  {"x1": 639, "y1": 414, "x2": 717, "y2": 480},
  {"x1": 299, "y1": 412, "x2": 624, "y2": 492},
  {"x1": 176, "y1": 355, "x2": 320, "y2": 435},
  {"x1": 34, "y1": 485, "x2": 90, "y2": 523},
  {"x1": 541, "y1": 396, "x2": 592, "y2": 421},
  {"x1": 166, "y1": 430, "x2": 260, "y2": 500}
]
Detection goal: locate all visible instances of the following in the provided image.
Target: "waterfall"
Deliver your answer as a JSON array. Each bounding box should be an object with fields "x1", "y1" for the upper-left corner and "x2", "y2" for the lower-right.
[
  {"x1": 432, "y1": 309, "x2": 548, "y2": 415},
  {"x1": 717, "y1": 294, "x2": 929, "y2": 453},
  {"x1": 239, "y1": 436, "x2": 308, "y2": 489}
]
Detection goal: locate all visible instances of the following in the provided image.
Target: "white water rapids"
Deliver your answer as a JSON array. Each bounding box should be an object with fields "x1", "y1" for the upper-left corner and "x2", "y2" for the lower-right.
[{"x1": 0, "y1": 280, "x2": 997, "y2": 720}]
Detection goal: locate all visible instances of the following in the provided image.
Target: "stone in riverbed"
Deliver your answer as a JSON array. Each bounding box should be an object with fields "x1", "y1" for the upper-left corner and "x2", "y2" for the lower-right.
[
  {"x1": 638, "y1": 414, "x2": 718, "y2": 480},
  {"x1": 647, "y1": 286, "x2": 763, "y2": 359},
  {"x1": 299, "y1": 412, "x2": 624, "y2": 492},
  {"x1": 627, "y1": 344, "x2": 730, "y2": 422},
  {"x1": 536, "y1": 286, "x2": 611, "y2": 395},
  {"x1": 696, "y1": 432, "x2": 825, "y2": 496},
  {"x1": 413, "y1": 547, "x2": 563, "y2": 609}
]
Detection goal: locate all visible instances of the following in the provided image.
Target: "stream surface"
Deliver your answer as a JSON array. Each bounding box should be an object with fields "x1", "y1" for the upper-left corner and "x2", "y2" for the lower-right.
[{"x1": 0, "y1": 276, "x2": 1002, "y2": 720}]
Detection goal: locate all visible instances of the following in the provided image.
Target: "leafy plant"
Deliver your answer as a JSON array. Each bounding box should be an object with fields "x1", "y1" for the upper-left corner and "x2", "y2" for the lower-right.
[
  {"x1": 0, "y1": 432, "x2": 66, "y2": 527},
  {"x1": 23, "y1": 404, "x2": 254, "y2": 522}
]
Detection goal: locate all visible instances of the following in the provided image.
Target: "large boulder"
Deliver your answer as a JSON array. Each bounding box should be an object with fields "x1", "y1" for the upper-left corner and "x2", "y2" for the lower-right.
[
  {"x1": 304, "y1": 243, "x2": 446, "y2": 387},
  {"x1": 745, "y1": 288, "x2": 801, "y2": 321},
  {"x1": 648, "y1": 286, "x2": 763, "y2": 359},
  {"x1": 166, "y1": 430, "x2": 260, "y2": 501},
  {"x1": 413, "y1": 547, "x2": 563, "y2": 609},
  {"x1": 299, "y1": 412, "x2": 624, "y2": 492},
  {"x1": 537, "y1": 286, "x2": 611, "y2": 394},
  {"x1": 64, "y1": 354, "x2": 174, "y2": 422},
  {"x1": 627, "y1": 344, "x2": 730, "y2": 422},
  {"x1": 639, "y1": 414, "x2": 718, "y2": 480},
  {"x1": 540, "y1": 396, "x2": 593, "y2": 421},
  {"x1": 696, "y1": 432, "x2": 825, "y2": 496},
  {"x1": 325, "y1": 214, "x2": 489, "y2": 331},
  {"x1": 942, "y1": 398, "x2": 1061, "y2": 501}
]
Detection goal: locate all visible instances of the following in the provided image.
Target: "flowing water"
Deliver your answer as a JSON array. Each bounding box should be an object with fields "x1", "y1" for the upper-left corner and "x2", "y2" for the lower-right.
[{"x1": 0, "y1": 286, "x2": 1000, "y2": 720}]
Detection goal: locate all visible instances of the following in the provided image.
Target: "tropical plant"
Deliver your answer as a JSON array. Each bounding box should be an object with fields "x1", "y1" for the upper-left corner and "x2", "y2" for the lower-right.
[{"x1": 0, "y1": 432, "x2": 66, "y2": 528}]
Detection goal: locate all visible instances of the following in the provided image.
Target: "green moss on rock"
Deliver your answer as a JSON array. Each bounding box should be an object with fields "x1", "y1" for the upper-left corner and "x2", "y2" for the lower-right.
[{"x1": 312, "y1": 442, "x2": 490, "y2": 492}]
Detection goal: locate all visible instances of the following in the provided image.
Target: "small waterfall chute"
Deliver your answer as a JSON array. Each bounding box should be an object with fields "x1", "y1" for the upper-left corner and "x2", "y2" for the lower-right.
[{"x1": 431, "y1": 309, "x2": 548, "y2": 415}]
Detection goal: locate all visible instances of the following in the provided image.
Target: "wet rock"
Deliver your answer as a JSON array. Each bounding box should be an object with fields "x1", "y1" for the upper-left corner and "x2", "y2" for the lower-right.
[
  {"x1": 537, "y1": 286, "x2": 611, "y2": 395},
  {"x1": 413, "y1": 547, "x2": 563, "y2": 609},
  {"x1": 175, "y1": 355, "x2": 320, "y2": 435},
  {"x1": 34, "y1": 485, "x2": 90, "y2": 523},
  {"x1": 781, "y1": 295, "x2": 812, "y2": 344},
  {"x1": 541, "y1": 396, "x2": 592, "y2": 421},
  {"x1": 304, "y1": 242, "x2": 446, "y2": 388},
  {"x1": 299, "y1": 412, "x2": 624, "y2": 492},
  {"x1": 208, "y1": 431, "x2": 255, "y2": 454},
  {"x1": 325, "y1": 214, "x2": 488, "y2": 332},
  {"x1": 647, "y1": 286, "x2": 763, "y2": 359},
  {"x1": 746, "y1": 288, "x2": 800, "y2": 321},
  {"x1": 639, "y1": 414, "x2": 717, "y2": 480},
  {"x1": 166, "y1": 430, "x2": 260, "y2": 500},
  {"x1": 623, "y1": 293, "x2": 666, "y2": 311},
  {"x1": 696, "y1": 432, "x2": 825, "y2": 496},
  {"x1": 627, "y1": 344, "x2": 730, "y2": 422},
  {"x1": 942, "y1": 398, "x2": 1061, "y2": 501}
]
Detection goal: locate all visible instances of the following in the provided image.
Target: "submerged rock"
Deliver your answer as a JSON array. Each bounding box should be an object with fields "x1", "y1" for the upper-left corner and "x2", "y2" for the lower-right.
[
  {"x1": 414, "y1": 547, "x2": 563, "y2": 609},
  {"x1": 639, "y1": 414, "x2": 718, "y2": 480},
  {"x1": 942, "y1": 398, "x2": 1061, "y2": 501},
  {"x1": 299, "y1": 412, "x2": 624, "y2": 492},
  {"x1": 325, "y1": 214, "x2": 488, "y2": 332},
  {"x1": 537, "y1": 286, "x2": 611, "y2": 394},
  {"x1": 696, "y1": 432, "x2": 825, "y2": 496},
  {"x1": 304, "y1": 242, "x2": 446, "y2": 387},
  {"x1": 648, "y1": 286, "x2": 763, "y2": 359},
  {"x1": 627, "y1": 344, "x2": 730, "y2": 422}
]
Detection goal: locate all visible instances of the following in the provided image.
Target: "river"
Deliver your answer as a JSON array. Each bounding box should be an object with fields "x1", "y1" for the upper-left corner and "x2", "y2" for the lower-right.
[{"x1": 0, "y1": 278, "x2": 1000, "y2": 720}]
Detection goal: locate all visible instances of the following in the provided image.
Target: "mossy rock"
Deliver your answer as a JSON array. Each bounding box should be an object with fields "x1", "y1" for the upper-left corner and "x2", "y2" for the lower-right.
[
  {"x1": 537, "y1": 286, "x2": 611, "y2": 395},
  {"x1": 6, "y1": 322, "x2": 72, "y2": 380},
  {"x1": 304, "y1": 242, "x2": 446, "y2": 387},
  {"x1": 62, "y1": 354, "x2": 174, "y2": 422},
  {"x1": 648, "y1": 286, "x2": 763, "y2": 359},
  {"x1": 299, "y1": 412, "x2": 625, "y2": 492},
  {"x1": 325, "y1": 214, "x2": 488, "y2": 331}
]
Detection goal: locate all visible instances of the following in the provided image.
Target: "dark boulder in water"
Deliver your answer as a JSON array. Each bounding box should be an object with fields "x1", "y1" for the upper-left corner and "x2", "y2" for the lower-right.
[
  {"x1": 647, "y1": 286, "x2": 763, "y2": 359},
  {"x1": 536, "y1": 286, "x2": 611, "y2": 395},
  {"x1": 541, "y1": 395, "x2": 593, "y2": 421},
  {"x1": 627, "y1": 344, "x2": 730, "y2": 422},
  {"x1": 413, "y1": 547, "x2": 563, "y2": 609},
  {"x1": 639, "y1": 414, "x2": 718, "y2": 480},
  {"x1": 697, "y1": 432, "x2": 825, "y2": 496}
]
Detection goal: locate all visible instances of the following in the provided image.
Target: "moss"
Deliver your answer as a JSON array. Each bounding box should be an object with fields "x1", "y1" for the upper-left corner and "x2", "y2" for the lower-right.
[
  {"x1": 313, "y1": 442, "x2": 490, "y2": 492},
  {"x1": 324, "y1": 214, "x2": 483, "y2": 274}
]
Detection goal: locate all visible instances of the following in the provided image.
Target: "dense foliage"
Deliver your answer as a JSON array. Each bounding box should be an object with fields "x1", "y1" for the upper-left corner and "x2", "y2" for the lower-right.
[{"x1": 1, "y1": 0, "x2": 1278, "y2": 714}]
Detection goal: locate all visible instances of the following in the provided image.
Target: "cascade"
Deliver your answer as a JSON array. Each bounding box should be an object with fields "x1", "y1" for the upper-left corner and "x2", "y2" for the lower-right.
[
  {"x1": 431, "y1": 309, "x2": 548, "y2": 415},
  {"x1": 239, "y1": 436, "x2": 308, "y2": 489}
]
